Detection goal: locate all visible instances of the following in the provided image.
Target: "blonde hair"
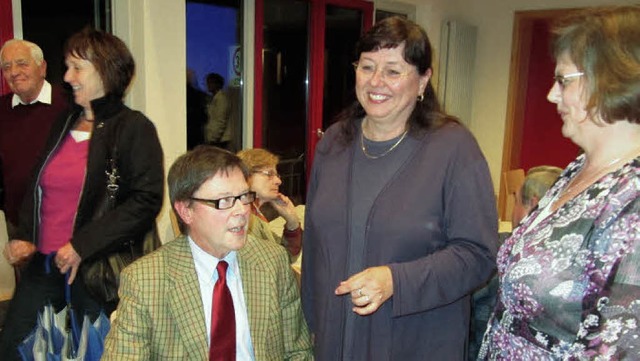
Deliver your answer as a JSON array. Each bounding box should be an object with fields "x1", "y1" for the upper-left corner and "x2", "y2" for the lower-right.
[{"x1": 237, "y1": 148, "x2": 279, "y2": 171}]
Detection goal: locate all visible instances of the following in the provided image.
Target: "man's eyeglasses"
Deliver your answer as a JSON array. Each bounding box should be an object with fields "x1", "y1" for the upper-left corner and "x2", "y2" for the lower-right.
[
  {"x1": 253, "y1": 169, "x2": 280, "y2": 179},
  {"x1": 352, "y1": 61, "x2": 414, "y2": 82},
  {"x1": 190, "y1": 191, "x2": 256, "y2": 210},
  {"x1": 553, "y1": 72, "x2": 584, "y2": 89}
]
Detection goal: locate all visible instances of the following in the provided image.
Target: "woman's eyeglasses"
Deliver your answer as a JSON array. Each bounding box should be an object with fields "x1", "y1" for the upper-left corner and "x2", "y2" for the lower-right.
[
  {"x1": 553, "y1": 72, "x2": 584, "y2": 89},
  {"x1": 352, "y1": 61, "x2": 414, "y2": 82},
  {"x1": 190, "y1": 191, "x2": 256, "y2": 210},
  {"x1": 253, "y1": 169, "x2": 280, "y2": 179}
]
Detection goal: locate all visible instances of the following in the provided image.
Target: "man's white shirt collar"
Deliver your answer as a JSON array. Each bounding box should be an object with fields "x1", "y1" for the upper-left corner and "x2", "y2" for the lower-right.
[
  {"x1": 188, "y1": 235, "x2": 240, "y2": 286},
  {"x1": 11, "y1": 80, "x2": 52, "y2": 108}
]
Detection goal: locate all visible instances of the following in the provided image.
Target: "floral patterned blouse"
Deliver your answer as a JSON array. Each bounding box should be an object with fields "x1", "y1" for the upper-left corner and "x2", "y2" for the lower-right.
[{"x1": 479, "y1": 154, "x2": 640, "y2": 360}]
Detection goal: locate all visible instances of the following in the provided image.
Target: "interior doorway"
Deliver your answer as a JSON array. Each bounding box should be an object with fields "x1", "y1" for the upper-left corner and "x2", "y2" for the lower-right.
[{"x1": 499, "y1": 8, "x2": 581, "y2": 219}]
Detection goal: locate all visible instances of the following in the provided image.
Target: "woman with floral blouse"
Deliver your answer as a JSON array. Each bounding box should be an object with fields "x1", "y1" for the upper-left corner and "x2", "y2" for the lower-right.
[{"x1": 480, "y1": 6, "x2": 640, "y2": 360}]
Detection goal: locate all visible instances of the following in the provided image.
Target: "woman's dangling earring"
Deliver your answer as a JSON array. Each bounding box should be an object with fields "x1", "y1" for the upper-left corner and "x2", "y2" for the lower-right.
[{"x1": 417, "y1": 93, "x2": 424, "y2": 102}]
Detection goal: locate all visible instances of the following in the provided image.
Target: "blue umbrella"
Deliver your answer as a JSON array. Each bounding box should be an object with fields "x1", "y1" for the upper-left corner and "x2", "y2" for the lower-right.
[{"x1": 18, "y1": 254, "x2": 111, "y2": 361}]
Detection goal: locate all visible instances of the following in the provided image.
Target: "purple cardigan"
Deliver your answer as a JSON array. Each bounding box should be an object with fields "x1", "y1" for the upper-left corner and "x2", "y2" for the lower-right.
[{"x1": 301, "y1": 121, "x2": 498, "y2": 360}]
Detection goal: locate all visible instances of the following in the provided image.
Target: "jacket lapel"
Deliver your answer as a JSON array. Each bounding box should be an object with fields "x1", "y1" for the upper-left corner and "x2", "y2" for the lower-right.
[
  {"x1": 238, "y1": 236, "x2": 266, "y2": 357},
  {"x1": 167, "y1": 236, "x2": 209, "y2": 359}
]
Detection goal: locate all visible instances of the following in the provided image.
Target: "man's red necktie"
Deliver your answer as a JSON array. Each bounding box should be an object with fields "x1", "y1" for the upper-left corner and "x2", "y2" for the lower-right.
[{"x1": 209, "y1": 261, "x2": 236, "y2": 361}]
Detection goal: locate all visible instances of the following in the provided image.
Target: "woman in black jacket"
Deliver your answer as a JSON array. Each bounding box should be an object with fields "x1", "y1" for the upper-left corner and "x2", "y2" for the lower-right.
[{"x1": 0, "y1": 28, "x2": 164, "y2": 361}]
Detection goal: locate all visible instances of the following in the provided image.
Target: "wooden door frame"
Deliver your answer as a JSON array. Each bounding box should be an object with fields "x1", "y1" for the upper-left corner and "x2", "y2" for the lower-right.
[{"x1": 498, "y1": 8, "x2": 578, "y2": 220}]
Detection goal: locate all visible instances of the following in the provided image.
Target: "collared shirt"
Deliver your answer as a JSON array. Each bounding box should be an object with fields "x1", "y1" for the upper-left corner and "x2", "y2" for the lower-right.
[
  {"x1": 188, "y1": 236, "x2": 255, "y2": 360},
  {"x1": 11, "y1": 80, "x2": 52, "y2": 107}
]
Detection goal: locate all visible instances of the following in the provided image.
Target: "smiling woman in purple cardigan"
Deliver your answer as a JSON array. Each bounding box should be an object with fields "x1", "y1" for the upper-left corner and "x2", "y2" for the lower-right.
[{"x1": 301, "y1": 16, "x2": 498, "y2": 361}]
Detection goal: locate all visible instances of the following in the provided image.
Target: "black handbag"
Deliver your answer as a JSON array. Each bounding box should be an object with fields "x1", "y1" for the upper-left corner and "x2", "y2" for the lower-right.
[
  {"x1": 81, "y1": 118, "x2": 161, "y2": 304},
  {"x1": 81, "y1": 226, "x2": 161, "y2": 304}
]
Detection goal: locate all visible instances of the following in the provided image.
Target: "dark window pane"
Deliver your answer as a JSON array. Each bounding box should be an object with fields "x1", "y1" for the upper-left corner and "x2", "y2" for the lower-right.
[
  {"x1": 323, "y1": 6, "x2": 362, "y2": 130},
  {"x1": 186, "y1": 0, "x2": 243, "y2": 151},
  {"x1": 262, "y1": 0, "x2": 309, "y2": 203},
  {"x1": 21, "y1": 0, "x2": 112, "y2": 86}
]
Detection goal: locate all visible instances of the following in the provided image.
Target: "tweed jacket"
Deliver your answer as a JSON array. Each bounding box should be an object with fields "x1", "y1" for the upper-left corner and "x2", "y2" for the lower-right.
[{"x1": 103, "y1": 234, "x2": 313, "y2": 361}]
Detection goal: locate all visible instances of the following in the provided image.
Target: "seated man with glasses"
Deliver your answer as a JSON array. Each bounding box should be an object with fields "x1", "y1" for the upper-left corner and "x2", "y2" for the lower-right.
[
  {"x1": 237, "y1": 148, "x2": 303, "y2": 261},
  {"x1": 103, "y1": 145, "x2": 313, "y2": 360}
]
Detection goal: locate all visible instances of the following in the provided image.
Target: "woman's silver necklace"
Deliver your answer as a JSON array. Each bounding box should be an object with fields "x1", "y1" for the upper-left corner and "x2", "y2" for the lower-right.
[
  {"x1": 360, "y1": 127, "x2": 408, "y2": 159},
  {"x1": 561, "y1": 148, "x2": 640, "y2": 197}
]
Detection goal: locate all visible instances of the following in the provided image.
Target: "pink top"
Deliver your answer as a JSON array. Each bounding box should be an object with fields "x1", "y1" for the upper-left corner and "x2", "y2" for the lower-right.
[{"x1": 38, "y1": 132, "x2": 89, "y2": 254}]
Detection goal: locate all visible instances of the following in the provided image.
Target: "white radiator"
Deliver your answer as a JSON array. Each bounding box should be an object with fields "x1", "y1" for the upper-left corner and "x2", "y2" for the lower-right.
[{"x1": 437, "y1": 20, "x2": 477, "y2": 126}]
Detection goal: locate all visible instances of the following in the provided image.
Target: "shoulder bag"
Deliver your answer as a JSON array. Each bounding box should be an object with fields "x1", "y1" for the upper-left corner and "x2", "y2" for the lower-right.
[{"x1": 81, "y1": 118, "x2": 161, "y2": 304}]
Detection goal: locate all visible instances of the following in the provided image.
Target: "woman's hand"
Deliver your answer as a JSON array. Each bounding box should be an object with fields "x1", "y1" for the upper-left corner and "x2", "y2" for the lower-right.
[
  {"x1": 3, "y1": 239, "x2": 36, "y2": 266},
  {"x1": 335, "y1": 266, "x2": 394, "y2": 316},
  {"x1": 270, "y1": 193, "x2": 300, "y2": 230},
  {"x1": 55, "y1": 243, "x2": 82, "y2": 284}
]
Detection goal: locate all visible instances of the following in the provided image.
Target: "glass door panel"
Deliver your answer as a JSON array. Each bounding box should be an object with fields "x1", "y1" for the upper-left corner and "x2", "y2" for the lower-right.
[
  {"x1": 322, "y1": 5, "x2": 363, "y2": 130},
  {"x1": 261, "y1": 0, "x2": 309, "y2": 204},
  {"x1": 257, "y1": 0, "x2": 372, "y2": 203},
  {"x1": 186, "y1": 0, "x2": 243, "y2": 151}
]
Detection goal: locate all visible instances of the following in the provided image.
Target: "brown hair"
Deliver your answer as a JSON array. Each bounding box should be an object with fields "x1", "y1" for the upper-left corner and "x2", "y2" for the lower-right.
[
  {"x1": 64, "y1": 27, "x2": 135, "y2": 99},
  {"x1": 552, "y1": 6, "x2": 640, "y2": 123},
  {"x1": 168, "y1": 146, "x2": 249, "y2": 233}
]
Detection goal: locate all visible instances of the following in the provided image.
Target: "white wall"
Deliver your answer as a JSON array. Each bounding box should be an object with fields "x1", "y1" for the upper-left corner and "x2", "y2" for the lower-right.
[
  {"x1": 404, "y1": 0, "x2": 637, "y2": 192},
  {"x1": 113, "y1": 0, "x2": 186, "y2": 242}
]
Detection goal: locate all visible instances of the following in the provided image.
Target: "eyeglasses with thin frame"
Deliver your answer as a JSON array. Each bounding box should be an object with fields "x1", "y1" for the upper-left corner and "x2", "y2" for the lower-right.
[
  {"x1": 553, "y1": 72, "x2": 584, "y2": 90},
  {"x1": 253, "y1": 169, "x2": 280, "y2": 179},
  {"x1": 190, "y1": 191, "x2": 256, "y2": 210},
  {"x1": 352, "y1": 61, "x2": 414, "y2": 82}
]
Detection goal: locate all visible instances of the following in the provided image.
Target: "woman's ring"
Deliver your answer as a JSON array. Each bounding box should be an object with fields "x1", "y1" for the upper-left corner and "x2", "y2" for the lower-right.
[{"x1": 358, "y1": 288, "x2": 364, "y2": 297}]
